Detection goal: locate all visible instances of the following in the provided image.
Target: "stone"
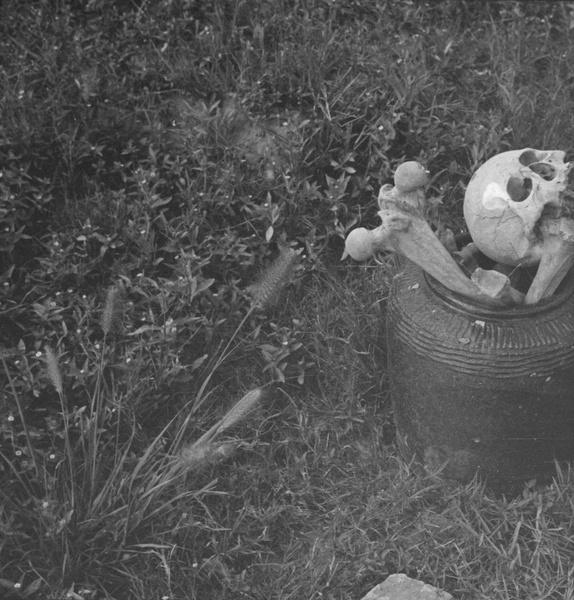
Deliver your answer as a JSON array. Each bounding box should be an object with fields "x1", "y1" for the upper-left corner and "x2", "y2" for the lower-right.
[{"x1": 360, "y1": 574, "x2": 454, "y2": 600}]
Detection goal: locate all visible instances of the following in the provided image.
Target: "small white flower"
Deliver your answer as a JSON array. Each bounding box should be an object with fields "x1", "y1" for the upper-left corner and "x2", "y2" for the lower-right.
[
  {"x1": 35, "y1": 351, "x2": 42, "y2": 357},
  {"x1": 15, "y1": 450, "x2": 22, "y2": 456},
  {"x1": 7, "y1": 415, "x2": 14, "y2": 422}
]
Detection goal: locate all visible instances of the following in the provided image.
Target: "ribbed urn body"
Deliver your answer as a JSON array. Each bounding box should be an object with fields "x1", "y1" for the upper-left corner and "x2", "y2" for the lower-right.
[{"x1": 387, "y1": 260, "x2": 574, "y2": 495}]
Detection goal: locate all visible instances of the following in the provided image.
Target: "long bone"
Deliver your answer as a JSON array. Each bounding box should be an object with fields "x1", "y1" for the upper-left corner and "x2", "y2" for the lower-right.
[
  {"x1": 524, "y1": 217, "x2": 574, "y2": 304},
  {"x1": 346, "y1": 161, "x2": 514, "y2": 305},
  {"x1": 346, "y1": 208, "x2": 508, "y2": 303}
]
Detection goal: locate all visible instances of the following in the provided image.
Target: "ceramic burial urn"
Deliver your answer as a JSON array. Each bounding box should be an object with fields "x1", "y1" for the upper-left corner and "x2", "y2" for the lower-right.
[{"x1": 346, "y1": 152, "x2": 574, "y2": 494}]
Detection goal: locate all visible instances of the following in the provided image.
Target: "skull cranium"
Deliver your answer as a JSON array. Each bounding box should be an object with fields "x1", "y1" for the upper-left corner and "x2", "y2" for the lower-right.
[{"x1": 463, "y1": 148, "x2": 573, "y2": 267}]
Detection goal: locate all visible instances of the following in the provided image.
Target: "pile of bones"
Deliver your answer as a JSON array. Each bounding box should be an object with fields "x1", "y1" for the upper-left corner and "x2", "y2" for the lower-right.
[{"x1": 345, "y1": 149, "x2": 574, "y2": 307}]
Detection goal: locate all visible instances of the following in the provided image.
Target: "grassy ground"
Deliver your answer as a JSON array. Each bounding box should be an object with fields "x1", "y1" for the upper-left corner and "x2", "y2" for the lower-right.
[{"x1": 2, "y1": 1, "x2": 574, "y2": 598}]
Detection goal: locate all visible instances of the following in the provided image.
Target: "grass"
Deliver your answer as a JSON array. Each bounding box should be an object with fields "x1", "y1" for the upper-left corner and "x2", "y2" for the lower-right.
[{"x1": 2, "y1": 0, "x2": 574, "y2": 598}]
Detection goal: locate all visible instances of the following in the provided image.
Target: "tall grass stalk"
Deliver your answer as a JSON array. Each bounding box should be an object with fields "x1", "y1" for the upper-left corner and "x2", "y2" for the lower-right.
[
  {"x1": 188, "y1": 247, "x2": 297, "y2": 420},
  {"x1": 45, "y1": 346, "x2": 78, "y2": 509}
]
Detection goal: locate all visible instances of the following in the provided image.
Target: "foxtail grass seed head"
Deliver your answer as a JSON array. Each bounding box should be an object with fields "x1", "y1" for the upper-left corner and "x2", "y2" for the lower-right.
[
  {"x1": 195, "y1": 387, "x2": 266, "y2": 446},
  {"x1": 45, "y1": 347, "x2": 63, "y2": 395},
  {"x1": 216, "y1": 387, "x2": 264, "y2": 434},
  {"x1": 101, "y1": 285, "x2": 123, "y2": 335},
  {"x1": 246, "y1": 246, "x2": 298, "y2": 309},
  {"x1": 177, "y1": 441, "x2": 236, "y2": 472}
]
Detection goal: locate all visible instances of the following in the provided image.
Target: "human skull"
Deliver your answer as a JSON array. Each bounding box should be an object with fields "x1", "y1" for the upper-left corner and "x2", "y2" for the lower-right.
[{"x1": 463, "y1": 149, "x2": 573, "y2": 266}]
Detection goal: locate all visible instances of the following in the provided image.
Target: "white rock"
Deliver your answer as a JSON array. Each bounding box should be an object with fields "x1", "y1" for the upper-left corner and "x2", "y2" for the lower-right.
[{"x1": 360, "y1": 574, "x2": 453, "y2": 600}]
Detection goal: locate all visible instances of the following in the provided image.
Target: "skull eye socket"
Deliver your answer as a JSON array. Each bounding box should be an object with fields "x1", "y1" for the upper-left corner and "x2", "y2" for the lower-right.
[
  {"x1": 507, "y1": 176, "x2": 532, "y2": 202},
  {"x1": 528, "y1": 162, "x2": 556, "y2": 181},
  {"x1": 519, "y1": 150, "x2": 542, "y2": 166}
]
